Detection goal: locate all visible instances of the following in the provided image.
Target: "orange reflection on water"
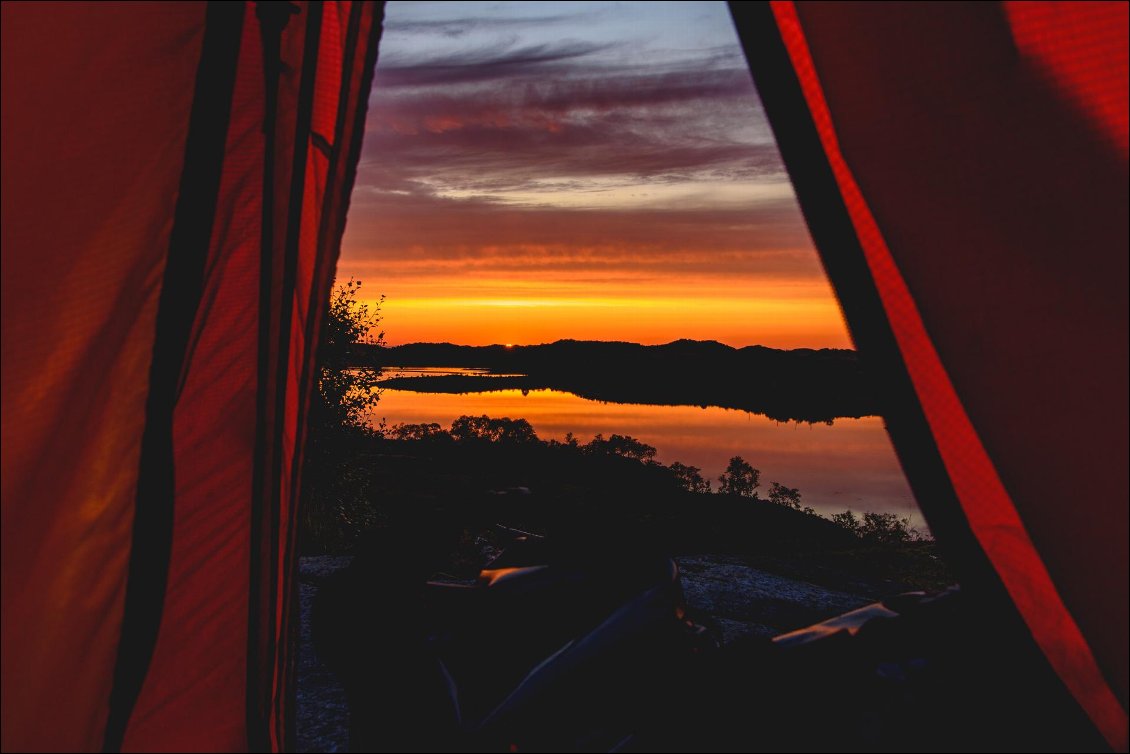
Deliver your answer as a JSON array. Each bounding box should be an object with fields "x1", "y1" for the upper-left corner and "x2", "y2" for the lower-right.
[{"x1": 369, "y1": 386, "x2": 920, "y2": 522}]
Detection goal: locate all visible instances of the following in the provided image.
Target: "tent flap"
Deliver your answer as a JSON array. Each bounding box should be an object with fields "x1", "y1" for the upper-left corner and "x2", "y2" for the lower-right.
[
  {"x1": 1, "y1": 2, "x2": 384, "y2": 751},
  {"x1": 730, "y1": 1, "x2": 1128, "y2": 749}
]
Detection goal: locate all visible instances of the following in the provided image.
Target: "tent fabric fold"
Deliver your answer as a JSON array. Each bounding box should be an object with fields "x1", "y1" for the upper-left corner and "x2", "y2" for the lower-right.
[{"x1": 1, "y1": 4, "x2": 209, "y2": 751}]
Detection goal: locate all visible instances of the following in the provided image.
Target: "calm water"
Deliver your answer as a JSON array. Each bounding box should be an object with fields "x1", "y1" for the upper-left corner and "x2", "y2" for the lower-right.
[{"x1": 368, "y1": 369, "x2": 922, "y2": 524}]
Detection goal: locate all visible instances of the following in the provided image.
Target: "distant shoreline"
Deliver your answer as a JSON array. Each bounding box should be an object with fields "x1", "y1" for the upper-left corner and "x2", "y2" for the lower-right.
[{"x1": 352, "y1": 339, "x2": 877, "y2": 424}]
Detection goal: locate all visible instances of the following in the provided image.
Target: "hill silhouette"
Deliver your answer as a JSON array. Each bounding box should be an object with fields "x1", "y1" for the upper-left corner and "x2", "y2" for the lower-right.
[{"x1": 351, "y1": 339, "x2": 876, "y2": 424}]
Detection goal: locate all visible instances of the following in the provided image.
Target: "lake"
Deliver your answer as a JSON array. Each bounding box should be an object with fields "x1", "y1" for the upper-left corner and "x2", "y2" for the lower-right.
[{"x1": 366, "y1": 368, "x2": 923, "y2": 526}]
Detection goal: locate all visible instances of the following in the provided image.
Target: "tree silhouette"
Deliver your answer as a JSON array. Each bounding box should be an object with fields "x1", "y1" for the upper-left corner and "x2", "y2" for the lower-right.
[
  {"x1": 767, "y1": 481, "x2": 802, "y2": 510},
  {"x1": 669, "y1": 462, "x2": 711, "y2": 493},
  {"x1": 450, "y1": 415, "x2": 538, "y2": 444},
  {"x1": 718, "y1": 456, "x2": 760, "y2": 497},
  {"x1": 311, "y1": 278, "x2": 384, "y2": 431},
  {"x1": 585, "y1": 433, "x2": 658, "y2": 462},
  {"x1": 389, "y1": 422, "x2": 448, "y2": 441}
]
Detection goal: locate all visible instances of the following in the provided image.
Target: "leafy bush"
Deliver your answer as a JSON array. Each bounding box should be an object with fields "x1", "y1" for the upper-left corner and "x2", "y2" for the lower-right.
[
  {"x1": 830, "y1": 509, "x2": 924, "y2": 543},
  {"x1": 301, "y1": 279, "x2": 385, "y2": 552}
]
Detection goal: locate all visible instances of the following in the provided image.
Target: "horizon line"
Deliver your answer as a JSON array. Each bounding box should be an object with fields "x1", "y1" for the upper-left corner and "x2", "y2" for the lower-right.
[{"x1": 369, "y1": 337, "x2": 856, "y2": 352}]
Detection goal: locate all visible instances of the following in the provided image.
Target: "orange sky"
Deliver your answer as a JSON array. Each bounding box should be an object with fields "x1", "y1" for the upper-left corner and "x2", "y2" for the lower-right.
[{"x1": 336, "y1": 1, "x2": 852, "y2": 349}]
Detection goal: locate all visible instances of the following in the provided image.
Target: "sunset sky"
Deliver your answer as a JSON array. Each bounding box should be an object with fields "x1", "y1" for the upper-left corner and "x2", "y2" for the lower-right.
[{"x1": 337, "y1": 0, "x2": 851, "y2": 348}]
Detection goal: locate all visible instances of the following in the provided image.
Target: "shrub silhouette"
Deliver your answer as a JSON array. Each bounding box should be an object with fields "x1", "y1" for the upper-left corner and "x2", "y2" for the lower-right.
[
  {"x1": 301, "y1": 279, "x2": 386, "y2": 551},
  {"x1": 831, "y1": 509, "x2": 924, "y2": 543}
]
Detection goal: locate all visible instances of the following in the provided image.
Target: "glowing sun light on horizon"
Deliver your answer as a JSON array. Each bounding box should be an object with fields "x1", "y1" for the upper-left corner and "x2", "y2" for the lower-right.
[{"x1": 336, "y1": 0, "x2": 855, "y2": 351}]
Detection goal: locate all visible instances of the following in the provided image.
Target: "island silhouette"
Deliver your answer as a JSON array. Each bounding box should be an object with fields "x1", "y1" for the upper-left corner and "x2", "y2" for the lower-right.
[{"x1": 350, "y1": 339, "x2": 877, "y2": 424}]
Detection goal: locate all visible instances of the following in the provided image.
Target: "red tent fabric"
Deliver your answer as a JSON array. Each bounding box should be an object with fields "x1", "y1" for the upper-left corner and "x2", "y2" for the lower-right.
[
  {"x1": 2, "y1": 1, "x2": 1125, "y2": 751},
  {"x1": 1, "y1": 2, "x2": 383, "y2": 751},
  {"x1": 729, "y1": 2, "x2": 1127, "y2": 749}
]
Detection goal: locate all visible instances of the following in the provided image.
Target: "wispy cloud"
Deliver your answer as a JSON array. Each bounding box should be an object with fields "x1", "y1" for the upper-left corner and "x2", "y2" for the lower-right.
[
  {"x1": 339, "y1": 1, "x2": 842, "y2": 347},
  {"x1": 374, "y1": 40, "x2": 618, "y2": 87},
  {"x1": 363, "y1": 61, "x2": 781, "y2": 204},
  {"x1": 385, "y1": 11, "x2": 585, "y2": 38}
]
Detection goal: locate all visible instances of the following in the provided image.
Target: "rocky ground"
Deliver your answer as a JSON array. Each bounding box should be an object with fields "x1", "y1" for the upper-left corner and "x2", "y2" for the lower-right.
[
  {"x1": 675, "y1": 554, "x2": 871, "y2": 643},
  {"x1": 296, "y1": 556, "x2": 353, "y2": 753},
  {"x1": 295, "y1": 553, "x2": 876, "y2": 753}
]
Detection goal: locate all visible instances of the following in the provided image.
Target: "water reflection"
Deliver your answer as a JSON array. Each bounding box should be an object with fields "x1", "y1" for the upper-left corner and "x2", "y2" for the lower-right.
[{"x1": 368, "y1": 380, "x2": 920, "y2": 523}]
